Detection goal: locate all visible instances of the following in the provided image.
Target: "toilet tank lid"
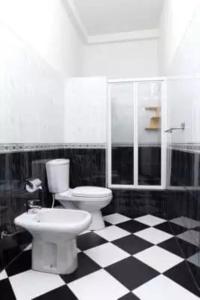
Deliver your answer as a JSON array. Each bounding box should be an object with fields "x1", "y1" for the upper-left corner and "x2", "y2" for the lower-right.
[
  {"x1": 72, "y1": 186, "x2": 112, "y2": 198},
  {"x1": 46, "y1": 159, "x2": 70, "y2": 166}
]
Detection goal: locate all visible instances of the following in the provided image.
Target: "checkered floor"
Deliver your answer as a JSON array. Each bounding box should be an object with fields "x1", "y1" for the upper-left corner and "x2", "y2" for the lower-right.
[{"x1": 0, "y1": 214, "x2": 200, "y2": 300}]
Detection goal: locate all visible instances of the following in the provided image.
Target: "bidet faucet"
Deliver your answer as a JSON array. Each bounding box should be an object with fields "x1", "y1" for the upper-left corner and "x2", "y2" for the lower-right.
[{"x1": 25, "y1": 200, "x2": 42, "y2": 213}]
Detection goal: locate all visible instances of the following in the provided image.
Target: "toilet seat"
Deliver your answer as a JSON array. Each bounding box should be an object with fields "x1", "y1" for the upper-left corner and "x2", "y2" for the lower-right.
[
  {"x1": 56, "y1": 186, "x2": 112, "y2": 202},
  {"x1": 72, "y1": 186, "x2": 112, "y2": 198}
]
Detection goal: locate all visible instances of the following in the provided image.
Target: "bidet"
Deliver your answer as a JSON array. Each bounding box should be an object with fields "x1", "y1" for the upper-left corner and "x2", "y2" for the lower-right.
[{"x1": 15, "y1": 208, "x2": 91, "y2": 274}]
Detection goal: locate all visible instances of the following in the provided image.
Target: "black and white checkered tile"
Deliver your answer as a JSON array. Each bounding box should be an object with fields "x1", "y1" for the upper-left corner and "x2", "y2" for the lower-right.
[{"x1": 0, "y1": 214, "x2": 200, "y2": 300}]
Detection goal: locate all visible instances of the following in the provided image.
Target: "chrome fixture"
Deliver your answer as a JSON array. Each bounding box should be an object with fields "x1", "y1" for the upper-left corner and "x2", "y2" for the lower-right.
[
  {"x1": 165, "y1": 122, "x2": 185, "y2": 133},
  {"x1": 25, "y1": 178, "x2": 42, "y2": 193},
  {"x1": 25, "y1": 178, "x2": 43, "y2": 212},
  {"x1": 25, "y1": 199, "x2": 42, "y2": 213}
]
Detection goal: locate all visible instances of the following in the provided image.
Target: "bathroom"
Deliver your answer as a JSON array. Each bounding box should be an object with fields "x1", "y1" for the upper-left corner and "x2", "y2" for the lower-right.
[{"x1": 0, "y1": 0, "x2": 200, "y2": 299}]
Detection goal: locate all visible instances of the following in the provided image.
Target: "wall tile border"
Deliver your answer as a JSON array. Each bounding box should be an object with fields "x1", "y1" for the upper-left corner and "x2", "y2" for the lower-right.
[
  {"x1": 169, "y1": 143, "x2": 200, "y2": 153},
  {"x1": 0, "y1": 143, "x2": 106, "y2": 153},
  {"x1": 1, "y1": 142, "x2": 200, "y2": 154}
]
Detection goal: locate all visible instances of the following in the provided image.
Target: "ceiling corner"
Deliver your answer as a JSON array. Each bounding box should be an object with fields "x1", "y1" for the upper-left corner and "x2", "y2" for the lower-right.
[{"x1": 63, "y1": 0, "x2": 89, "y2": 43}]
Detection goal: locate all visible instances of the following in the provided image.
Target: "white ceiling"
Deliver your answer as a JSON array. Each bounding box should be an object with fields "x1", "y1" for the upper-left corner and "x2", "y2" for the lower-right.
[{"x1": 72, "y1": 0, "x2": 164, "y2": 36}]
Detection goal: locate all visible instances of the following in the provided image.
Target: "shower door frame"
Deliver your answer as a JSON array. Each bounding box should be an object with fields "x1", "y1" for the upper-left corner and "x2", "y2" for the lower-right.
[{"x1": 107, "y1": 77, "x2": 167, "y2": 190}]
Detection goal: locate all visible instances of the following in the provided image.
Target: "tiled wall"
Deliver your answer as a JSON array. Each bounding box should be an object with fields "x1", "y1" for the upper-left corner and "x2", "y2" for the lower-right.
[
  {"x1": 112, "y1": 146, "x2": 161, "y2": 185},
  {"x1": 0, "y1": 23, "x2": 65, "y2": 144},
  {"x1": 170, "y1": 148, "x2": 200, "y2": 186}
]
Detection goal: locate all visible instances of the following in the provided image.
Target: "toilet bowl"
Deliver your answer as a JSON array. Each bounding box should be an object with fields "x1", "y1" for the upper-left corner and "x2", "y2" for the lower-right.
[
  {"x1": 15, "y1": 208, "x2": 91, "y2": 274},
  {"x1": 46, "y1": 159, "x2": 113, "y2": 231},
  {"x1": 57, "y1": 186, "x2": 112, "y2": 230}
]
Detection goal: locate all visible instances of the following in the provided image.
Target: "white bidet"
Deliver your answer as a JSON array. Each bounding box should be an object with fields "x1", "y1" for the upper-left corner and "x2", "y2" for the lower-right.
[{"x1": 15, "y1": 208, "x2": 91, "y2": 274}]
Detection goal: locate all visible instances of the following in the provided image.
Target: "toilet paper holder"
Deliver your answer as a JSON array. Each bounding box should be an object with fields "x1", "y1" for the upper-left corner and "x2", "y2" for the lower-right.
[
  {"x1": 25, "y1": 178, "x2": 44, "y2": 212},
  {"x1": 25, "y1": 178, "x2": 43, "y2": 193}
]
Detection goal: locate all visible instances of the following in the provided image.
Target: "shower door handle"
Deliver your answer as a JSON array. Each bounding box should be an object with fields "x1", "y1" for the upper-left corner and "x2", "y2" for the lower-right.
[{"x1": 165, "y1": 122, "x2": 185, "y2": 133}]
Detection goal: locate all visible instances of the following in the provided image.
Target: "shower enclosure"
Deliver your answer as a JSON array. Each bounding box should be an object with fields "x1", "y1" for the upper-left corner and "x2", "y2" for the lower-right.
[
  {"x1": 107, "y1": 78, "x2": 167, "y2": 190},
  {"x1": 107, "y1": 76, "x2": 200, "y2": 290}
]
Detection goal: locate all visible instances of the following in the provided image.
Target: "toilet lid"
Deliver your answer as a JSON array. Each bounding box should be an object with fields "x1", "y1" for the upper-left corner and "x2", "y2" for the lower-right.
[{"x1": 72, "y1": 186, "x2": 112, "y2": 198}]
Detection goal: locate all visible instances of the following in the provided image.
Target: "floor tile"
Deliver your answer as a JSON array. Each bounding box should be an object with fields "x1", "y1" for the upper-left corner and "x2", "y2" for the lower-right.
[
  {"x1": 134, "y1": 246, "x2": 183, "y2": 273},
  {"x1": 84, "y1": 242, "x2": 130, "y2": 267},
  {"x1": 135, "y1": 214, "x2": 165, "y2": 226},
  {"x1": 6, "y1": 249, "x2": 31, "y2": 277},
  {"x1": 3, "y1": 213, "x2": 200, "y2": 300},
  {"x1": 95, "y1": 225, "x2": 130, "y2": 241},
  {"x1": 113, "y1": 234, "x2": 153, "y2": 255},
  {"x1": 155, "y1": 222, "x2": 186, "y2": 235},
  {"x1": 0, "y1": 237, "x2": 22, "y2": 266},
  {"x1": 77, "y1": 232, "x2": 107, "y2": 251},
  {"x1": 134, "y1": 274, "x2": 199, "y2": 300},
  {"x1": 117, "y1": 220, "x2": 148, "y2": 233},
  {"x1": 79, "y1": 229, "x2": 90, "y2": 236},
  {"x1": 171, "y1": 217, "x2": 199, "y2": 229},
  {"x1": 103, "y1": 213, "x2": 131, "y2": 225},
  {"x1": 68, "y1": 269, "x2": 128, "y2": 300},
  {"x1": 33, "y1": 285, "x2": 77, "y2": 300},
  {"x1": 119, "y1": 292, "x2": 140, "y2": 300},
  {"x1": 0, "y1": 269, "x2": 8, "y2": 280},
  {"x1": 134, "y1": 227, "x2": 172, "y2": 244},
  {"x1": 178, "y1": 230, "x2": 200, "y2": 247},
  {"x1": 9, "y1": 270, "x2": 65, "y2": 300},
  {"x1": 187, "y1": 261, "x2": 200, "y2": 287},
  {"x1": 193, "y1": 226, "x2": 200, "y2": 232},
  {"x1": 61, "y1": 253, "x2": 100, "y2": 284},
  {"x1": 159, "y1": 237, "x2": 199, "y2": 258},
  {"x1": 105, "y1": 221, "x2": 112, "y2": 227},
  {"x1": 106, "y1": 256, "x2": 158, "y2": 290},
  {"x1": 164, "y1": 261, "x2": 200, "y2": 297},
  {"x1": 187, "y1": 252, "x2": 200, "y2": 268},
  {"x1": 0, "y1": 278, "x2": 16, "y2": 300}
]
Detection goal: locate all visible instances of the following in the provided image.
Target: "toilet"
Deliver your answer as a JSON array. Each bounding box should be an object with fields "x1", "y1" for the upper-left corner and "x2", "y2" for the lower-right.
[
  {"x1": 15, "y1": 208, "x2": 91, "y2": 274},
  {"x1": 46, "y1": 159, "x2": 112, "y2": 230}
]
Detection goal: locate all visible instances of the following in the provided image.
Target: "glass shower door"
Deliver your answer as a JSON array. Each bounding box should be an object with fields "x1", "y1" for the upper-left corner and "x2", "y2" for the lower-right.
[
  {"x1": 137, "y1": 81, "x2": 162, "y2": 186},
  {"x1": 108, "y1": 79, "x2": 166, "y2": 189},
  {"x1": 110, "y1": 82, "x2": 134, "y2": 185}
]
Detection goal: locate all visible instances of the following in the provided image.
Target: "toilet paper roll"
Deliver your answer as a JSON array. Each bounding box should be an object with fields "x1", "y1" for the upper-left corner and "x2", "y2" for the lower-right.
[{"x1": 26, "y1": 178, "x2": 42, "y2": 193}]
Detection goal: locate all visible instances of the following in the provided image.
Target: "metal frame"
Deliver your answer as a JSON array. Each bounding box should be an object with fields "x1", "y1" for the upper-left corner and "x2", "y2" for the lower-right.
[{"x1": 107, "y1": 77, "x2": 167, "y2": 190}]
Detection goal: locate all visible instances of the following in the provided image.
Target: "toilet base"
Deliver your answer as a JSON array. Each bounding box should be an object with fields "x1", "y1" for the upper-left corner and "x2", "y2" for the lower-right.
[
  {"x1": 32, "y1": 238, "x2": 78, "y2": 274},
  {"x1": 89, "y1": 210, "x2": 105, "y2": 231}
]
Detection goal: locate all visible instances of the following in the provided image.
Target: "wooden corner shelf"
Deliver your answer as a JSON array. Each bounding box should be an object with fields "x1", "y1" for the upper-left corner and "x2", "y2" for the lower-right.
[
  {"x1": 145, "y1": 106, "x2": 160, "y2": 131},
  {"x1": 145, "y1": 127, "x2": 160, "y2": 131},
  {"x1": 151, "y1": 116, "x2": 160, "y2": 120}
]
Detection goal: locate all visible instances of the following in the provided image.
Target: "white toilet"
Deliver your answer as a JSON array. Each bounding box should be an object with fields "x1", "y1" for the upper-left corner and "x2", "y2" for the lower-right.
[
  {"x1": 15, "y1": 208, "x2": 91, "y2": 274},
  {"x1": 46, "y1": 159, "x2": 112, "y2": 230}
]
